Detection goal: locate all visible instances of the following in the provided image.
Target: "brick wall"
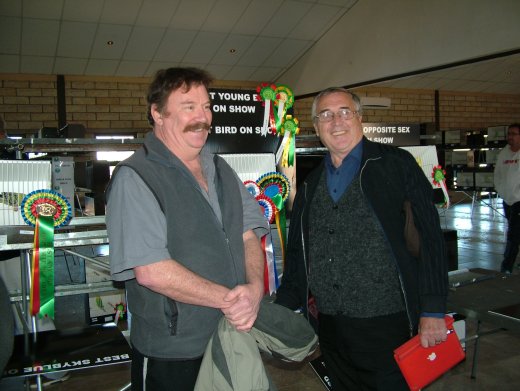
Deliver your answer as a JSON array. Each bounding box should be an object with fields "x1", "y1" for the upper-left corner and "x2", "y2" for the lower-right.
[
  {"x1": 1, "y1": 74, "x2": 519, "y2": 137},
  {"x1": 65, "y1": 76, "x2": 150, "y2": 132},
  {"x1": 0, "y1": 75, "x2": 58, "y2": 133},
  {"x1": 0, "y1": 74, "x2": 259, "y2": 136},
  {"x1": 293, "y1": 87, "x2": 520, "y2": 136}
]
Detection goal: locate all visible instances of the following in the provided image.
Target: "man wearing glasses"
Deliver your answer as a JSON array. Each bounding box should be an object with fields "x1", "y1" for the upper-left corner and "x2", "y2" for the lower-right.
[
  {"x1": 494, "y1": 123, "x2": 520, "y2": 274},
  {"x1": 275, "y1": 87, "x2": 448, "y2": 390}
]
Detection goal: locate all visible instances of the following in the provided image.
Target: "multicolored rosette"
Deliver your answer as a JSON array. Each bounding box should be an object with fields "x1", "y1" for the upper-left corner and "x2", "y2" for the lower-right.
[
  {"x1": 21, "y1": 189, "x2": 72, "y2": 228},
  {"x1": 20, "y1": 189, "x2": 72, "y2": 319},
  {"x1": 274, "y1": 85, "x2": 294, "y2": 130},
  {"x1": 431, "y1": 165, "x2": 450, "y2": 208},
  {"x1": 243, "y1": 180, "x2": 262, "y2": 197},
  {"x1": 255, "y1": 193, "x2": 276, "y2": 224},
  {"x1": 256, "y1": 172, "x2": 290, "y2": 203},
  {"x1": 275, "y1": 115, "x2": 300, "y2": 167},
  {"x1": 256, "y1": 83, "x2": 277, "y2": 136},
  {"x1": 256, "y1": 172, "x2": 290, "y2": 273}
]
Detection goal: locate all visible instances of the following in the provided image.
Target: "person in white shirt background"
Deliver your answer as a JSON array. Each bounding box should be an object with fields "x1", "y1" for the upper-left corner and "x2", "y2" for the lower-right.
[{"x1": 494, "y1": 123, "x2": 520, "y2": 273}]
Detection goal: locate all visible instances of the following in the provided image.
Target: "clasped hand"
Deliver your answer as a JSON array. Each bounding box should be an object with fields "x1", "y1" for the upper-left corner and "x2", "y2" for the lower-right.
[{"x1": 221, "y1": 283, "x2": 263, "y2": 332}]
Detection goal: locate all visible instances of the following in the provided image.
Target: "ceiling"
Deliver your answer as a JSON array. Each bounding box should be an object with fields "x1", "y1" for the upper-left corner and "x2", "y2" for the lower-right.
[
  {"x1": 371, "y1": 52, "x2": 520, "y2": 96},
  {"x1": 0, "y1": 0, "x2": 519, "y2": 96},
  {"x1": 0, "y1": 0, "x2": 358, "y2": 82}
]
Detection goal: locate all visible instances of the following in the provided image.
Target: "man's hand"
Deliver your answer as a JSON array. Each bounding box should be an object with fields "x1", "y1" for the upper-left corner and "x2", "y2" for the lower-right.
[
  {"x1": 222, "y1": 283, "x2": 263, "y2": 332},
  {"x1": 418, "y1": 317, "x2": 447, "y2": 348}
]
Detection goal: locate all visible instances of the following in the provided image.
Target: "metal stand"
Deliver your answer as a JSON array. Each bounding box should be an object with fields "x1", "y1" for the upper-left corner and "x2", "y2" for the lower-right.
[
  {"x1": 1, "y1": 216, "x2": 130, "y2": 389},
  {"x1": 463, "y1": 191, "x2": 504, "y2": 218}
]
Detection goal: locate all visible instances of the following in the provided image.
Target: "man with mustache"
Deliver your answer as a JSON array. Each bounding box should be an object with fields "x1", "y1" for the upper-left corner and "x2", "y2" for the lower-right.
[
  {"x1": 106, "y1": 67, "x2": 267, "y2": 390},
  {"x1": 275, "y1": 88, "x2": 448, "y2": 390}
]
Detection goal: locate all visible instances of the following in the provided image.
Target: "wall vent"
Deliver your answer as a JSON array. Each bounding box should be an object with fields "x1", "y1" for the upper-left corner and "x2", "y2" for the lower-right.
[{"x1": 360, "y1": 96, "x2": 391, "y2": 109}]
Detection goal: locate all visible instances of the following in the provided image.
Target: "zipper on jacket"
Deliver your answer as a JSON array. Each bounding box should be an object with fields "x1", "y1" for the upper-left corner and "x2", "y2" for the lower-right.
[
  {"x1": 301, "y1": 181, "x2": 310, "y2": 317},
  {"x1": 360, "y1": 157, "x2": 414, "y2": 337},
  {"x1": 223, "y1": 234, "x2": 240, "y2": 284}
]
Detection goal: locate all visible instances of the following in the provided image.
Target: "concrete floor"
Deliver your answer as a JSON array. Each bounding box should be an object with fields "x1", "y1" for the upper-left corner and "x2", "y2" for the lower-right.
[{"x1": 2, "y1": 199, "x2": 520, "y2": 390}]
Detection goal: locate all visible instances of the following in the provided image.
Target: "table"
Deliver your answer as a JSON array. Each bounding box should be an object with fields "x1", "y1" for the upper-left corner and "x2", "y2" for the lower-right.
[
  {"x1": 447, "y1": 269, "x2": 520, "y2": 378},
  {"x1": 448, "y1": 269, "x2": 520, "y2": 331},
  {"x1": 3, "y1": 324, "x2": 131, "y2": 378},
  {"x1": 0, "y1": 216, "x2": 128, "y2": 390}
]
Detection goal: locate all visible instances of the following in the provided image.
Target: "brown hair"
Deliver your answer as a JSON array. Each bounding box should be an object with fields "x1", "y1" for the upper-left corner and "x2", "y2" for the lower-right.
[{"x1": 146, "y1": 67, "x2": 213, "y2": 126}]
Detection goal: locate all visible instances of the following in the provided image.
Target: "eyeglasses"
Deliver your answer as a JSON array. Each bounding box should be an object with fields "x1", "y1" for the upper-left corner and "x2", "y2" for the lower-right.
[
  {"x1": 315, "y1": 108, "x2": 358, "y2": 123},
  {"x1": 507, "y1": 132, "x2": 520, "y2": 137}
]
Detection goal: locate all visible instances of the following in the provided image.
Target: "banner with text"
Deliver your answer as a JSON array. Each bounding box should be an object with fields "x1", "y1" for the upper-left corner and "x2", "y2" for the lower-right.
[
  {"x1": 363, "y1": 123, "x2": 420, "y2": 146},
  {"x1": 205, "y1": 88, "x2": 282, "y2": 154}
]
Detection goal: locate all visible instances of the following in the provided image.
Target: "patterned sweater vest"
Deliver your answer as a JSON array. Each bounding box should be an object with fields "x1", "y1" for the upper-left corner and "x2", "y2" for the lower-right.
[{"x1": 308, "y1": 172, "x2": 405, "y2": 317}]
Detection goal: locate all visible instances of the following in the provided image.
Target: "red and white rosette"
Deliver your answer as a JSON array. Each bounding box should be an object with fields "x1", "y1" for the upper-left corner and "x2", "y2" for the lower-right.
[
  {"x1": 255, "y1": 193, "x2": 276, "y2": 224},
  {"x1": 244, "y1": 180, "x2": 262, "y2": 197}
]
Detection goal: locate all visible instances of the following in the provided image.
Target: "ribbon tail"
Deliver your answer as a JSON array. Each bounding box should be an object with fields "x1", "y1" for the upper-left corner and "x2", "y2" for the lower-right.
[
  {"x1": 264, "y1": 232, "x2": 277, "y2": 294},
  {"x1": 275, "y1": 101, "x2": 285, "y2": 131},
  {"x1": 261, "y1": 235, "x2": 268, "y2": 294},
  {"x1": 30, "y1": 222, "x2": 40, "y2": 316},
  {"x1": 440, "y1": 181, "x2": 450, "y2": 208},
  {"x1": 275, "y1": 209, "x2": 287, "y2": 272},
  {"x1": 37, "y1": 215, "x2": 55, "y2": 319},
  {"x1": 287, "y1": 134, "x2": 295, "y2": 166},
  {"x1": 275, "y1": 130, "x2": 291, "y2": 165},
  {"x1": 269, "y1": 107, "x2": 277, "y2": 135},
  {"x1": 261, "y1": 100, "x2": 271, "y2": 136}
]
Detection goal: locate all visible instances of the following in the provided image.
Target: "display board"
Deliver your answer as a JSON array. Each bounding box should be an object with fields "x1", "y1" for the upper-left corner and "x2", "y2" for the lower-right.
[
  {"x1": 401, "y1": 145, "x2": 440, "y2": 189},
  {"x1": 363, "y1": 123, "x2": 420, "y2": 146},
  {"x1": 206, "y1": 88, "x2": 282, "y2": 154}
]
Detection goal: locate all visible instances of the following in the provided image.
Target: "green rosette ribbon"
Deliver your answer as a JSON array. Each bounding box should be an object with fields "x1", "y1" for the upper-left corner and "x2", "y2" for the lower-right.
[
  {"x1": 256, "y1": 83, "x2": 277, "y2": 136},
  {"x1": 21, "y1": 190, "x2": 72, "y2": 319},
  {"x1": 33, "y1": 213, "x2": 55, "y2": 319},
  {"x1": 274, "y1": 85, "x2": 294, "y2": 131},
  {"x1": 431, "y1": 165, "x2": 450, "y2": 208},
  {"x1": 278, "y1": 115, "x2": 300, "y2": 167},
  {"x1": 432, "y1": 165, "x2": 445, "y2": 185}
]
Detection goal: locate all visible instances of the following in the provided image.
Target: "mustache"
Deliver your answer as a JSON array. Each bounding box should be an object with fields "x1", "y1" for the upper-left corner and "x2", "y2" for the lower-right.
[{"x1": 184, "y1": 122, "x2": 211, "y2": 133}]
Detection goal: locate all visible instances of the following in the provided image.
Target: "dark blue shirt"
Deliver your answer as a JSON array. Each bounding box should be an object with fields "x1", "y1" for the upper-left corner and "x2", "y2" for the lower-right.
[{"x1": 325, "y1": 139, "x2": 363, "y2": 203}]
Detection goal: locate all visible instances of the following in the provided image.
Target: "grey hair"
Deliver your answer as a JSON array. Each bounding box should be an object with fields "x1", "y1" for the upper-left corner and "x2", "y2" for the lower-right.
[{"x1": 311, "y1": 87, "x2": 362, "y2": 123}]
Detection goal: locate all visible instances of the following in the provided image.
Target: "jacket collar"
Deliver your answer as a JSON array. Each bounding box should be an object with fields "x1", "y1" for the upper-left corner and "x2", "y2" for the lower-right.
[
  {"x1": 143, "y1": 131, "x2": 211, "y2": 169},
  {"x1": 360, "y1": 136, "x2": 384, "y2": 163}
]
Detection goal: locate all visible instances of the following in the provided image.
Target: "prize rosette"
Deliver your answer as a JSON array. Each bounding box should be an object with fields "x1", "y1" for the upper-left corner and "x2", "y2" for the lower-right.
[
  {"x1": 431, "y1": 165, "x2": 450, "y2": 208},
  {"x1": 274, "y1": 85, "x2": 294, "y2": 111},
  {"x1": 256, "y1": 172, "x2": 290, "y2": 202},
  {"x1": 276, "y1": 115, "x2": 300, "y2": 167},
  {"x1": 432, "y1": 165, "x2": 446, "y2": 186},
  {"x1": 255, "y1": 193, "x2": 276, "y2": 224},
  {"x1": 21, "y1": 189, "x2": 72, "y2": 228},
  {"x1": 114, "y1": 302, "x2": 126, "y2": 322},
  {"x1": 256, "y1": 172, "x2": 290, "y2": 272},
  {"x1": 274, "y1": 85, "x2": 294, "y2": 131},
  {"x1": 20, "y1": 189, "x2": 72, "y2": 319},
  {"x1": 256, "y1": 83, "x2": 277, "y2": 136},
  {"x1": 243, "y1": 180, "x2": 262, "y2": 197}
]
